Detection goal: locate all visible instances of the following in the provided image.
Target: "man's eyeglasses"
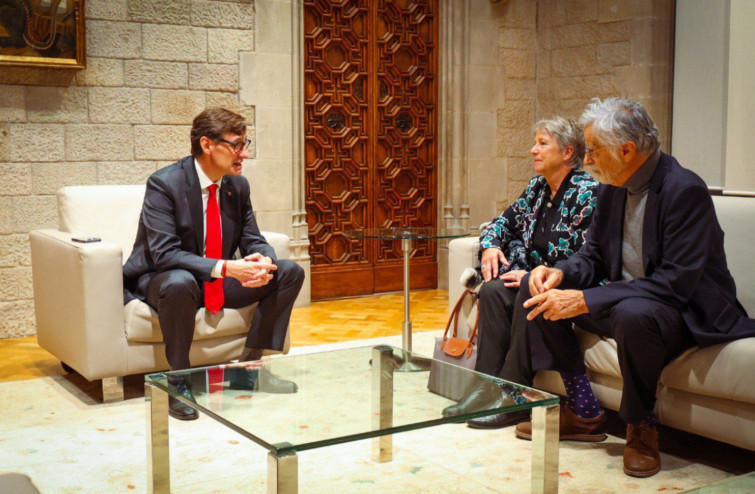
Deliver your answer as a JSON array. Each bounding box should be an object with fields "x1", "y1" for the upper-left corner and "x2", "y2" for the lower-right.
[
  {"x1": 217, "y1": 138, "x2": 252, "y2": 153},
  {"x1": 584, "y1": 145, "x2": 605, "y2": 159}
]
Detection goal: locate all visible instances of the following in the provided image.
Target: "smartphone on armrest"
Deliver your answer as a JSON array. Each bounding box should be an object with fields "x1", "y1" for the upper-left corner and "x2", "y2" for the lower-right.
[{"x1": 71, "y1": 236, "x2": 101, "y2": 243}]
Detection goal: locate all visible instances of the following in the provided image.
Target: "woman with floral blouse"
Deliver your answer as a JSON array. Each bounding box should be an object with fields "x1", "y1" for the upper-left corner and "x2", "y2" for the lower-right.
[{"x1": 444, "y1": 117, "x2": 600, "y2": 428}]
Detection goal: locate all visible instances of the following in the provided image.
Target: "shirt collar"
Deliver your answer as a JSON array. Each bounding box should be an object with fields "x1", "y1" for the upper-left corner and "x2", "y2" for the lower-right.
[
  {"x1": 194, "y1": 159, "x2": 222, "y2": 191},
  {"x1": 623, "y1": 147, "x2": 660, "y2": 195}
]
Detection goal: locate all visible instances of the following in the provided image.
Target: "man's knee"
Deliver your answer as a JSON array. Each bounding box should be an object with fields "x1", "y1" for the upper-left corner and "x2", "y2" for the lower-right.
[
  {"x1": 158, "y1": 270, "x2": 200, "y2": 301},
  {"x1": 610, "y1": 299, "x2": 671, "y2": 343},
  {"x1": 275, "y1": 260, "x2": 305, "y2": 287}
]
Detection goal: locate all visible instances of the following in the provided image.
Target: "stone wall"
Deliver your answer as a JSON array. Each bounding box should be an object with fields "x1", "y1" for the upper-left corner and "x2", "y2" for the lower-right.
[
  {"x1": 0, "y1": 0, "x2": 278, "y2": 338},
  {"x1": 471, "y1": 0, "x2": 675, "y2": 229},
  {"x1": 0, "y1": 0, "x2": 676, "y2": 338}
]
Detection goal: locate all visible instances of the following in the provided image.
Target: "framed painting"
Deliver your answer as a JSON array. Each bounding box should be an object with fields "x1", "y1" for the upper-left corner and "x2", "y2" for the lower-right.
[{"x1": 0, "y1": 0, "x2": 86, "y2": 69}]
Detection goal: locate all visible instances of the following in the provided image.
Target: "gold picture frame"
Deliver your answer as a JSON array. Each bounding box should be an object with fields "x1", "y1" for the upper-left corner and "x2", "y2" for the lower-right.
[{"x1": 0, "y1": 0, "x2": 86, "y2": 69}]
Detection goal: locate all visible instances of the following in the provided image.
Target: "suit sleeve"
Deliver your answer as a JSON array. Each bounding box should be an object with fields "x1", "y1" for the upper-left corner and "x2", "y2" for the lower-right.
[
  {"x1": 583, "y1": 184, "x2": 714, "y2": 315},
  {"x1": 238, "y1": 179, "x2": 277, "y2": 262},
  {"x1": 142, "y1": 175, "x2": 217, "y2": 280}
]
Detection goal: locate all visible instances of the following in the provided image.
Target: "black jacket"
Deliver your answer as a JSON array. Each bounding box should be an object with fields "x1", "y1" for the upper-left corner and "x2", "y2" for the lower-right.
[
  {"x1": 556, "y1": 152, "x2": 755, "y2": 347},
  {"x1": 122, "y1": 156, "x2": 275, "y2": 304}
]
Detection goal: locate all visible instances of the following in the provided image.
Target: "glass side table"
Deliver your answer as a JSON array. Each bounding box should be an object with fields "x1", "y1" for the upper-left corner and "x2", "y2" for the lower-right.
[{"x1": 345, "y1": 227, "x2": 469, "y2": 371}]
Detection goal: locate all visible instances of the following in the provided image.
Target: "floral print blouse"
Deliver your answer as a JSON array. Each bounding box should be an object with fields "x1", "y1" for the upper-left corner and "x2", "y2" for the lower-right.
[{"x1": 480, "y1": 170, "x2": 600, "y2": 270}]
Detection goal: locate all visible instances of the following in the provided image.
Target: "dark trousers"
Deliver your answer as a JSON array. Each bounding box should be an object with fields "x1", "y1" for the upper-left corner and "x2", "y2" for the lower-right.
[
  {"x1": 143, "y1": 259, "x2": 305, "y2": 370},
  {"x1": 474, "y1": 278, "x2": 535, "y2": 387},
  {"x1": 519, "y1": 273, "x2": 695, "y2": 424}
]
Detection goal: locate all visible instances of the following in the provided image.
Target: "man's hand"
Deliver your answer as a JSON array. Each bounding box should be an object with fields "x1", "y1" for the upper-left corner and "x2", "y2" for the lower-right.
[
  {"x1": 501, "y1": 269, "x2": 527, "y2": 288},
  {"x1": 225, "y1": 257, "x2": 277, "y2": 288},
  {"x1": 480, "y1": 247, "x2": 509, "y2": 282},
  {"x1": 523, "y1": 289, "x2": 588, "y2": 321},
  {"x1": 244, "y1": 252, "x2": 274, "y2": 265},
  {"x1": 528, "y1": 265, "x2": 564, "y2": 295}
]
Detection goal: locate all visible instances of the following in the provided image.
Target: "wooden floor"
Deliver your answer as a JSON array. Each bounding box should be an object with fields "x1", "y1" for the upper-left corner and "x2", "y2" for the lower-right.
[{"x1": 0, "y1": 289, "x2": 450, "y2": 383}]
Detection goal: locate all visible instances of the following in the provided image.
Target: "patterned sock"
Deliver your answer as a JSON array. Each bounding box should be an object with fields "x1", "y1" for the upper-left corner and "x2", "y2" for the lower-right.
[
  {"x1": 639, "y1": 411, "x2": 657, "y2": 428},
  {"x1": 561, "y1": 373, "x2": 603, "y2": 418}
]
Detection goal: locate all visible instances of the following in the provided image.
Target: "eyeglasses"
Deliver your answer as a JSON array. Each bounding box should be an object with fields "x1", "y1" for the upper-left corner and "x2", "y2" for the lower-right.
[
  {"x1": 217, "y1": 138, "x2": 252, "y2": 153},
  {"x1": 584, "y1": 145, "x2": 605, "y2": 159}
]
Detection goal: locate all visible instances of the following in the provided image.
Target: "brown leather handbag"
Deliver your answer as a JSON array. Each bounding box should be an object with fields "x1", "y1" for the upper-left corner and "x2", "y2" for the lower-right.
[{"x1": 427, "y1": 289, "x2": 479, "y2": 401}]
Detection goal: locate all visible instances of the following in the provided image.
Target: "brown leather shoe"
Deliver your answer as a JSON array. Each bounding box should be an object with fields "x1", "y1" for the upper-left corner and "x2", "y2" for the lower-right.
[
  {"x1": 515, "y1": 404, "x2": 607, "y2": 442},
  {"x1": 624, "y1": 423, "x2": 660, "y2": 477}
]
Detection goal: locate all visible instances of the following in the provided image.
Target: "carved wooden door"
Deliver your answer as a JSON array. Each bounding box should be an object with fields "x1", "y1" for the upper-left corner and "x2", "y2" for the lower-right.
[{"x1": 304, "y1": 0, "x2": 438, "y2": 300}]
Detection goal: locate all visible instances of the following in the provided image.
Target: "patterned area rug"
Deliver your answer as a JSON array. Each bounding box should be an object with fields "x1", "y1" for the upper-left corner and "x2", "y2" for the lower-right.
[{"x1": 0, "y1": 331, "x2": 732, "y2": 493}]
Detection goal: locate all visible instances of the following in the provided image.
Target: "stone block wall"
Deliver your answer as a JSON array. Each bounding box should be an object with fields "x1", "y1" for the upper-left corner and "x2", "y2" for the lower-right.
[
  {"x1": 536, "y1": 0, "x2": 674, "y2": 151},
  {"x1": 0, "y1": 1, "x2": 260, "y2": 338},
  {"x1": 479, "y1": 0, "x2": 674, "y2": 228}
]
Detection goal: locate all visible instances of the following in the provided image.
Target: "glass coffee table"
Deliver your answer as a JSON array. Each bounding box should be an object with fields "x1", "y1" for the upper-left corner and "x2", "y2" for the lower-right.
[
  {"x1": 145, "y1": 345, "x2": 560, "y2": 494},
  {"x1": 345, "y1": 227, "x2": 469, "y2": 371}
]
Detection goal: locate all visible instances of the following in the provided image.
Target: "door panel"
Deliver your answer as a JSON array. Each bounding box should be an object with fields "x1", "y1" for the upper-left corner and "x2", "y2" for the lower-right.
[{"x1": 304, "y1": 0, "x2": 438, "y2": 300}]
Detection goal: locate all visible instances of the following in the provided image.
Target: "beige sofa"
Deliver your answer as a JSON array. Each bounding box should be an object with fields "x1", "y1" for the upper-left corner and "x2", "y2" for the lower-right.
[
  {"x1": 448, "y1": 195, "x2": 755, "y2": 451},
  {"x1": 30, "y1": 185, "x2": 291, "y2": 402}
]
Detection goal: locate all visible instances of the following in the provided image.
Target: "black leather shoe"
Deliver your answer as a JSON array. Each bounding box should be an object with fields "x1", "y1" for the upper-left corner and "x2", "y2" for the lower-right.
[
  {"x1": 442, "y1": 381, "x2": 503, "y2": 418},
  {"x1": 467, "y1": 409, "x2": 529, "y2": 429},
  {"x1": 229, "y1": 366, "x2": 298, "y2": 394},
  {"x1": 167, "y1": 376, "x2": 198, "y2": 421}
]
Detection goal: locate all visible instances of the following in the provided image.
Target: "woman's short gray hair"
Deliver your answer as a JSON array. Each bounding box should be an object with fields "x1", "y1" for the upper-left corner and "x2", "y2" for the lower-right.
[
  {"x1": 579, "y1": 97, "x2": 659, "y2": 155},
  {"x1": 534, "y1": 117, "x2": 585, "y2": 169}
]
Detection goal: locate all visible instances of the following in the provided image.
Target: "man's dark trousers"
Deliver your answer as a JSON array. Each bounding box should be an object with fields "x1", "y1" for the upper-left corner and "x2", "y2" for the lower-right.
[
  {"x1": 143, "y1": 259, "x2": 304, "y2": 370},
  {"x1": 475, "y1": 278, "x2": 535, "y2": 387},
  {"x1": 519, "y1": 273, "x2": 695, "y2": 424}
]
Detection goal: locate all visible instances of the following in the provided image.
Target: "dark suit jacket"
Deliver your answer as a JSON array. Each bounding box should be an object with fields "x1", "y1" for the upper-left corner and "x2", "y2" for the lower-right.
[
  {"x1": 555, "y1": 152, "x2": 755, "y2": 347},
  {"x1": 123, "y1": 156, "x2": 276, "y2": 304}
]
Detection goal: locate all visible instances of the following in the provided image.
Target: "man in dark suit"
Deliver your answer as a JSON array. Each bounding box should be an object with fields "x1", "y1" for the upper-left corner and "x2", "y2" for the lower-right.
[
  {"x1": 512, "y1": 98, "x2": 755, "y2": 477},
  {"x1": 123, "y1": 108, "x2": 305, "y2": 420}
]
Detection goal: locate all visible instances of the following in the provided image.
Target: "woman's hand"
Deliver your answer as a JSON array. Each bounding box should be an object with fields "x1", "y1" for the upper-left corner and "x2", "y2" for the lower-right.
[
  {"x1": 501, "y1": 269, "x2": 527, "y2": 288},
  {"x1": 480, "y1": 248, "x2": 509, "y2": 282}
]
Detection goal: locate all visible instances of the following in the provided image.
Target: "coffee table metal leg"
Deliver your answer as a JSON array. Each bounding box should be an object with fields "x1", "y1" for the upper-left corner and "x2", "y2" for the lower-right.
[
  {"x1": 145, "y1": 383, "x2": 170, "y2": 494},
  {"x1": 531, "y1": 403, "x2": 559, "y2": 494},
  {"x1": 372, "y1": 346, "x2": 394, "y2": 462},
  {"x1": 268, "y1": 451, "x2": 298, "y2": 494}
]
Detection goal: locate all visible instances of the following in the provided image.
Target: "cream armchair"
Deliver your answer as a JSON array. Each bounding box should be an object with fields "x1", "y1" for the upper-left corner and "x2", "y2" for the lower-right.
[{"x1": 30, "y1": 185, "x2": 291, "y2": 402}]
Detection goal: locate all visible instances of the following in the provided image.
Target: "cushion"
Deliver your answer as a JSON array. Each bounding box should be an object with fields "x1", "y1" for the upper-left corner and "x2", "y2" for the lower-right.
[
  {"x1": 660, "y1": 338, "x2": 755, "y2": 405},
  {"x1": 58, "y1": 185, "x2": 145, "y2": 261},
  {"x1": 124, "y1": 299, "x2": 256, "y2": 343},
  {"x1": 712, "y1": 195, "x2": 755, "y2": 315}
]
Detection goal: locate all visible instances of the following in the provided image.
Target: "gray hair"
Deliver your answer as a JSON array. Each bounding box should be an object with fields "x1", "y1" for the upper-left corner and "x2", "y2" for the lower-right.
[
  {"x1": 534, "y1": 117, "x2": 585, "y2": 169},
  {"x1": 579, "y1": 97, "x2": 659, "y2": 155}
]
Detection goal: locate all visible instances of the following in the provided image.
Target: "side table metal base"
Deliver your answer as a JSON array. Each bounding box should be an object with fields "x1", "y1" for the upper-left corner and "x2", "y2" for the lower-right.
[{"x1": 393, "y1": 353, "x2": 431, "y2": 372}]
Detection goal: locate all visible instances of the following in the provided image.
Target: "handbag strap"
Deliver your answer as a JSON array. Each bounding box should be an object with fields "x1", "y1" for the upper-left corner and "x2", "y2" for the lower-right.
[{"x1": 441, "y1": 290, "x2": 479, "y2": 357}]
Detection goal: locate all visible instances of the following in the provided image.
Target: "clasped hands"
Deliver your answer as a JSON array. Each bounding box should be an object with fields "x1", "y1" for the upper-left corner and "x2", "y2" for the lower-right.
[
  {"x1": 225, "y1": 252, "x2": 277, "y2": 288},
  {"x1": 523, "y1": 265, "x2": 589, "y2": 321}
]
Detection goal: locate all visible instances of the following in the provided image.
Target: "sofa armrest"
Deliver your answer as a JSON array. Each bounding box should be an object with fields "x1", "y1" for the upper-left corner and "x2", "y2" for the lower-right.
[
  {"x1": 30, "y1": 229, "x2": 127, "y2": 381},
  {"x1": 261, "y1": 231, "x2": 290, "y2": 260},
  {"x1": 448, "y1": 236, "x2": 480, "y2": 311}
]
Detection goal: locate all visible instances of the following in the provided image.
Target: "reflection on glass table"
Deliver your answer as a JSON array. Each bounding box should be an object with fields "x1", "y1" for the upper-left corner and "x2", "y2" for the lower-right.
[
  {"x1": 145, "y1": 345, "x2": 560, "y2": 494},
  {"x1": 345, "y1": 227, "x2": 469, "y2": 371}
]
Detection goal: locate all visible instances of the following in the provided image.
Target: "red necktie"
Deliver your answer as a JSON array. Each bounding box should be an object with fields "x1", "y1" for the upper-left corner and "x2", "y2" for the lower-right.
[{"x1": 204, "y1": 184, "x2": 224, "y2": 314}]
